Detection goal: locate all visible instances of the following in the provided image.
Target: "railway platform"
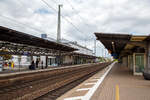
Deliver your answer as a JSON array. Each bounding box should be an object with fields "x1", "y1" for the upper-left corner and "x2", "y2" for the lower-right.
[
  {"x1": 0, "y1": 63, "x2": 92, "y2": 77},
  {"x1": 57, "y1": 62, "x2": 150, "y2": 100}
]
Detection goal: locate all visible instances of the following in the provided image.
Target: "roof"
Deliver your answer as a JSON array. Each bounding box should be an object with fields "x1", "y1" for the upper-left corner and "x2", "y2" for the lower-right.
[
  {"x1": 61, "y1": 52, "x2": 96, "y2": 58},
  {"x1": 0, "y1": 26, "x2": 76, "y2": 52},
  {"x1": 95, "y1": 32, "x2": 131, "y2": 54},
  {"x1": 94, "y1": 32, "x2": 149, "y2": 59},
  {"x1": 62, "y1": 41, "x2": 92, "y2": 51}
]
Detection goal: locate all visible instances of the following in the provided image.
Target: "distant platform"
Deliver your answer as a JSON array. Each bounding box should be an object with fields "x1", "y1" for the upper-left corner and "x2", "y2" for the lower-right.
[{"x1": 0, "y1": 63, "x2": 94, "y2": 78}]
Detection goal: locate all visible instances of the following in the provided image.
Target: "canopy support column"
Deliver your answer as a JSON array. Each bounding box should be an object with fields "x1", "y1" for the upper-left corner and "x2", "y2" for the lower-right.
[{"x1": 146, "y1": 42, "x2": 150, "y2": 69}]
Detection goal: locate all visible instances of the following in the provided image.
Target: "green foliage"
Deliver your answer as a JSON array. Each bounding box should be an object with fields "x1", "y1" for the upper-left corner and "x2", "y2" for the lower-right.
[{"x1": 99, "y1": 57, "x2": 106, "y2": 62}]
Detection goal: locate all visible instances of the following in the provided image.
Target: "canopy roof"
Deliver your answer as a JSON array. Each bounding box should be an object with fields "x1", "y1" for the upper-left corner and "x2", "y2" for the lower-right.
[
  {"x1": 0, "y1": 26, "x2": 76, "y2": 52},
  {"x1": 94, "y1": 32, "x2": 149, "y2": 59},
  {"x1": 95, "y1": 33, "x2": 131, "y2": 54},
  {"x1": 61, "y1": 52, "x2": 96, "y2": 58}
]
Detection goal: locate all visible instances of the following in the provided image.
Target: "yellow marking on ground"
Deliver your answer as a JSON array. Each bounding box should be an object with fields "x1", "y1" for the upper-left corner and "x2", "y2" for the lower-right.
[{"x1": 116, "y1": 85, "x2": 120, "y2": 100}]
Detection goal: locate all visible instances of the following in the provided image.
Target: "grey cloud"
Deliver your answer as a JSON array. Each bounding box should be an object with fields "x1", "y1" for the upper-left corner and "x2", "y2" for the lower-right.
[{"x1": 1, "y1": 0, "x2": 150, "y2": 56}]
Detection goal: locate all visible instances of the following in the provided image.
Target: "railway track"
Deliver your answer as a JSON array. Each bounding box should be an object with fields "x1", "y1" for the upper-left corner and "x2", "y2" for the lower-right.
[
  {"x1": 0, "y1": 62, "x2": 111, "y2": 100},
  {"x1": 35, "y1": 64, "x2": 106, "y2": 100}
]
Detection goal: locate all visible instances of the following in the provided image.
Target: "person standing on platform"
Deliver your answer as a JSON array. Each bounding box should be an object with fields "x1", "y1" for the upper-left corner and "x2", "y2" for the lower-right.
[
  {"x1": 36, "y1": 59, "x2": 39, "y2": 68},
  {"x1": 41, "y1": 61, "x2": 44, "y2": 69},
  {"x1": 29, "y1": 60, "x2": 35, "y2": 70}
]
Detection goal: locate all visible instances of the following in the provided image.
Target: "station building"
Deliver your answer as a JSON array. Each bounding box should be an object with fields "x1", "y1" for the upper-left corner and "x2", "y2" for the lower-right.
[
  {"x1": 95, "y1": 33, "x2": 150, "y2": 75},
  {"x1": 41, "y1": 36, "x2": 95, "y2": 66},
  {"x1": 61, "y1": 40, "x2": 95, "y2": 65}
]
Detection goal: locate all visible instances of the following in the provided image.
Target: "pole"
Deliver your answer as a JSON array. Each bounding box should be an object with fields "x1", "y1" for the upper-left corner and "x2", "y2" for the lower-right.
[
  {"x1": 102, "y1": 48, "x2": 103, "y2": 57},
  {"x1": 105, "y1": 49, "x2": 106, "y2": 58},
  {"x1": 94, "y1": 39, "x2": 96, "y2": 56},
  {"x1": 57, "y1": 4, "x2": 63, "y2": 66},
  {"x1": 18, "y1": 55, "x2": 21, "y2": 71},
  {"x1": 46, "y1": 56, "x2": 48, "y2": 68},
  {"x1": 57, "y1": 4, "x2": 63, "y2": 43}
]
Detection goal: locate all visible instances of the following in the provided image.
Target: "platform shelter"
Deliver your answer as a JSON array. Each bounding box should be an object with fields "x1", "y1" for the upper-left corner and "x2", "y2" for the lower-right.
[
  {"x1": 0, "y1": 26, "x2": 76, "y2": 71},
  {"x1": 95, "y1": 32, "x2": 150, "y2": 75}
]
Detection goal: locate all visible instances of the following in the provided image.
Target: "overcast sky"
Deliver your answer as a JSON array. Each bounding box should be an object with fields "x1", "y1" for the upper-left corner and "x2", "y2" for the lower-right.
[{"x1": 0, "y1": 0, "x2": 150, "y2": 57}]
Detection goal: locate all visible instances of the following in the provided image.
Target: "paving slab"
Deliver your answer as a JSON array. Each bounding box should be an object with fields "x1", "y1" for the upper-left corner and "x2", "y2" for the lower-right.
[
  {"x1": 57, "y1": 62, "x2": 150, "y2": 100},
  {"x1": 91, "y1": 63, "x2": 150, "y2": 100},
  {"x1": 57, "y1": 62, "x2": 114, "y2": 100}
]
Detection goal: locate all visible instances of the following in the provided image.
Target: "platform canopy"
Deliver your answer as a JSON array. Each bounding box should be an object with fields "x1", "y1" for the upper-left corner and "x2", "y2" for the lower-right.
[
  {"x1": 61, "y1": 52, "x2": 96, "y2": 59},
  {"x1": 94, "y1": 32, "x2": 149, "y2": 59},
  {"x1": 0, "y1": 26, "x2": 77, "y2": 56}
]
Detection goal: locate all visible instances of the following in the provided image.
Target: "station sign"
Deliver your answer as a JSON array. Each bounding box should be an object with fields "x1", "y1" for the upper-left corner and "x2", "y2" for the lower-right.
[{"x1": 23, "y1": 52, "x2": 29, "y2": 56}]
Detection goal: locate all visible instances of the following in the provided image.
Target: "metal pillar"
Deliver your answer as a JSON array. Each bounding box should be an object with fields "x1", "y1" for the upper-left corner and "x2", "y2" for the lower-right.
[
  {"x1": 57, "y1": 5, "x2": 63, "y2": 43},
  {"x1": 18, "y1": 55, "x2": 21, "y2": 71},
  {"x1": 102, "y1": 48, "x2": 104, "y2": 57},
  {"x1": 94, "y1": 39, "x2": 96, "y2": 56},
  {"x1": 57, "y1": 50, "x2": 61, "y2": 66},
  {"x1": 31, "y1": 56, "x2": 33, "y2": 62},
  {"x1": 146, "y1": 42, "x2": 150, "y2": 69},
  {"x1": 46, "y1": 56, "x2": 48, "y2": 68}
]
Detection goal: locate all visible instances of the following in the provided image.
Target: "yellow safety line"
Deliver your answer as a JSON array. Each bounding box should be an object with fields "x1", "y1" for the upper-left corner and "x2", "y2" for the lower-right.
[{"x1": 116, "y1": 85, "x2": 120, "y2": 100}]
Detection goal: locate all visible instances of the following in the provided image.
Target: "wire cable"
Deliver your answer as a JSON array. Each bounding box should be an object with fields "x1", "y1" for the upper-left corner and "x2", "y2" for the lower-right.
[
  {"x1": 65, "y1": 0, "x2": 90, "y2": 27},
  {"x1": 0, "y1": 14, "x2": 57, "y2": 39},
  {"x1": 41, "y1": 0, "x2": 86, "y2": 35},
  {"x1": 15, "y1": 0, "x2": 57, "y2": 39}
]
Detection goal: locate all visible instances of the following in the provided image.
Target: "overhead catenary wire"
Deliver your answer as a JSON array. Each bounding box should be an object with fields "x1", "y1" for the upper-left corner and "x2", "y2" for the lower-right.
[
  {"x1": 16, "y1": 0, "x2": 95, "y2": 52},
  {"x1": 41, "y1": 0, "x2": 86, "y2": 36},
  {"x1": 15, "y1": 0, "x2": 57, "y2": 39},
  {"x1": 65, "y1": 0, "x2": 98, "y2": 41},
  {"x1": 65, "y1": 0, "x2": 112, "y2": 57},
  {"x1": 52, "y1": 0, "x2": 95, "y2": 39},
  {"x1": 0, "y1": 15, "x2": 42, "y2": 36},
  {"x1": 0, "y1": 14, "x2": 57, "y2": 39},
  {"x1": 50, "y1": 0, "x2": 58, "y2": 5},
  {"x1": 17, "y1": 0, "x2": 83, "y2": 44},
  {"x1": 65, "y1": 0, "x2": 90, "y2": 27},
  {"x1": 52, "y1": 0, "x2": 90, "y2": 27},
  {"x1": 41, "y1": 0, "x2": 96, "y2": 50}
]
